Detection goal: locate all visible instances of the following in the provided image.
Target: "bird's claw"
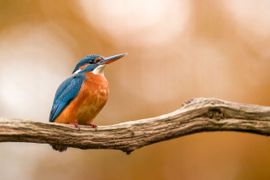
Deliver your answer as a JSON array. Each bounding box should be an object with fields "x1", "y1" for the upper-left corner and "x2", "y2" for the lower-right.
[
  {"x1": 88, "y1": 123, "x2": 97, "y2": 128},
  {"x1": 72, "y1": 122, "x2": 80, "y2": 130}
]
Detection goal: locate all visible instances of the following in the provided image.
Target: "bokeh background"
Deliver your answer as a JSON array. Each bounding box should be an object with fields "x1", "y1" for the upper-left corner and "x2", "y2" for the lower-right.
[{"x1": 0, "y1": 0, "x2": 270, "y2": 179}]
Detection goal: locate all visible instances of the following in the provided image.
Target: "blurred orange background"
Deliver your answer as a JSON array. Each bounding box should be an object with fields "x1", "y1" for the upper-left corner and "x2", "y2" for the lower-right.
[{"x1": 1, "y1": 0, "x2": 270, "y2": 179}]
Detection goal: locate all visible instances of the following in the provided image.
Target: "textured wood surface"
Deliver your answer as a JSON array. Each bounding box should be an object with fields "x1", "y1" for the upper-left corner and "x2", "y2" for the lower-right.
[{"x1": 1, "y1": 98, "x2": 270, "y2": 153}]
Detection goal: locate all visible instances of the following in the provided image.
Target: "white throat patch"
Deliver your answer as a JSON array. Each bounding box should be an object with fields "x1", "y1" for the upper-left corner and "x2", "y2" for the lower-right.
[{"x1": 93, "y1": 65, "x2": 106, "y2": 75}]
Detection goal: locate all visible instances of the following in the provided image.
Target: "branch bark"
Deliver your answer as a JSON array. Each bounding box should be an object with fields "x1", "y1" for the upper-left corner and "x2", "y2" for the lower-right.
[{"x1": 1, "y1": 97, "x2": 270, "y2": 154}]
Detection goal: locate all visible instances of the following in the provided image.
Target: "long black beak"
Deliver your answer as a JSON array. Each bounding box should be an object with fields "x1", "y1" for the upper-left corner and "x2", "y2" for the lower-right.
[{"x1": 100, "y1": 53, "x2": 127, "y2": 65}]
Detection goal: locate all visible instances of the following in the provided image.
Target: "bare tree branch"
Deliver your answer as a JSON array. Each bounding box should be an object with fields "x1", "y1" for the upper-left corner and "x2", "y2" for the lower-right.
[{"x1": 1, "y1": 98, "x2": 270, "y2": 154}]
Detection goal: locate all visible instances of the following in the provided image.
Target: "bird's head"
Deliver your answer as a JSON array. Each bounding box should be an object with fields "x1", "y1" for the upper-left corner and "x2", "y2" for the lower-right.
[{"x1": 75, "y1": 53, "x2": 127, "y2": 74}]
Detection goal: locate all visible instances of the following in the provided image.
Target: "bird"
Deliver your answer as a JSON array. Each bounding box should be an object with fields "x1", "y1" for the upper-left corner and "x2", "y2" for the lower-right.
[{"x1": 49, "y1": 53, "x2": 127, "y2": 151}]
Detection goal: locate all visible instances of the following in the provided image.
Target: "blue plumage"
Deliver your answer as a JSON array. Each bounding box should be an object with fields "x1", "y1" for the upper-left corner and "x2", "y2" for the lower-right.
[
  {"x1": 49, "y1": 64, "x2": 99, "y2": 122},
  {"x1": 49, "y1": 74, "x2": 85, "y2": 122}
]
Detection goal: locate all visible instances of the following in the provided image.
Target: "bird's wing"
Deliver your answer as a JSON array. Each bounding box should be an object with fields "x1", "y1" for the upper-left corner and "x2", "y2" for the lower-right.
[{"x1": 49, "y1": 74, "x2": 85, "y2": 122}]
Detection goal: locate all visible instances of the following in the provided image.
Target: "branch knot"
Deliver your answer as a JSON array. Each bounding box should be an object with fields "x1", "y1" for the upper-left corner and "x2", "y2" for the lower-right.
[{"x1": 207, "y1": 108, "x2": 225, "y2": 120}]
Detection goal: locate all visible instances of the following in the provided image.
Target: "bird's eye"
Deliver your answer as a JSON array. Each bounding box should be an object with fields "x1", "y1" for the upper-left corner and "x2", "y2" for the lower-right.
[{"x1": 94, "y1": 57, "x2": 103, "y2": 63}]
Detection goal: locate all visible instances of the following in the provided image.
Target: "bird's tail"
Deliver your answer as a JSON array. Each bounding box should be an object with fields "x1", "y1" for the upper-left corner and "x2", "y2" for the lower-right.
[{"x1": 50, "y1": 144, "x2": 68, "y2": 152}]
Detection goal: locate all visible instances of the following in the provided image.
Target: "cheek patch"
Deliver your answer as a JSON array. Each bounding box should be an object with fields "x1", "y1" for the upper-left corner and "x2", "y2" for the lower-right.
[{"x1": 80, "y1": 64, "x2": 88, "y2": 70}]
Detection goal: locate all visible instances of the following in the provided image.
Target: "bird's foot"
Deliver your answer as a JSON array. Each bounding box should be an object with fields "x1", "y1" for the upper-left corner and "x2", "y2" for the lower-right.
[
  {"x1": 71, "y1": 122, "x2": 80, "y2": 130},
  {"x1": 88, "y1": 123, "x2": 97, "y2": 128}
]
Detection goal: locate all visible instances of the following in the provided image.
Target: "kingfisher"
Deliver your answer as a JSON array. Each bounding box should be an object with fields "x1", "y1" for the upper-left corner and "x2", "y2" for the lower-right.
[{"x1": 49, "y1": 53, "x2": 127, "y2": 151}]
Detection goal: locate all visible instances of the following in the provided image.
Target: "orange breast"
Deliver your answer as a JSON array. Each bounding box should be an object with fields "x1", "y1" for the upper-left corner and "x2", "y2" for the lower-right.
[{"x1": 55, "y1": 72, "x2": 109, "y2": 125}]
